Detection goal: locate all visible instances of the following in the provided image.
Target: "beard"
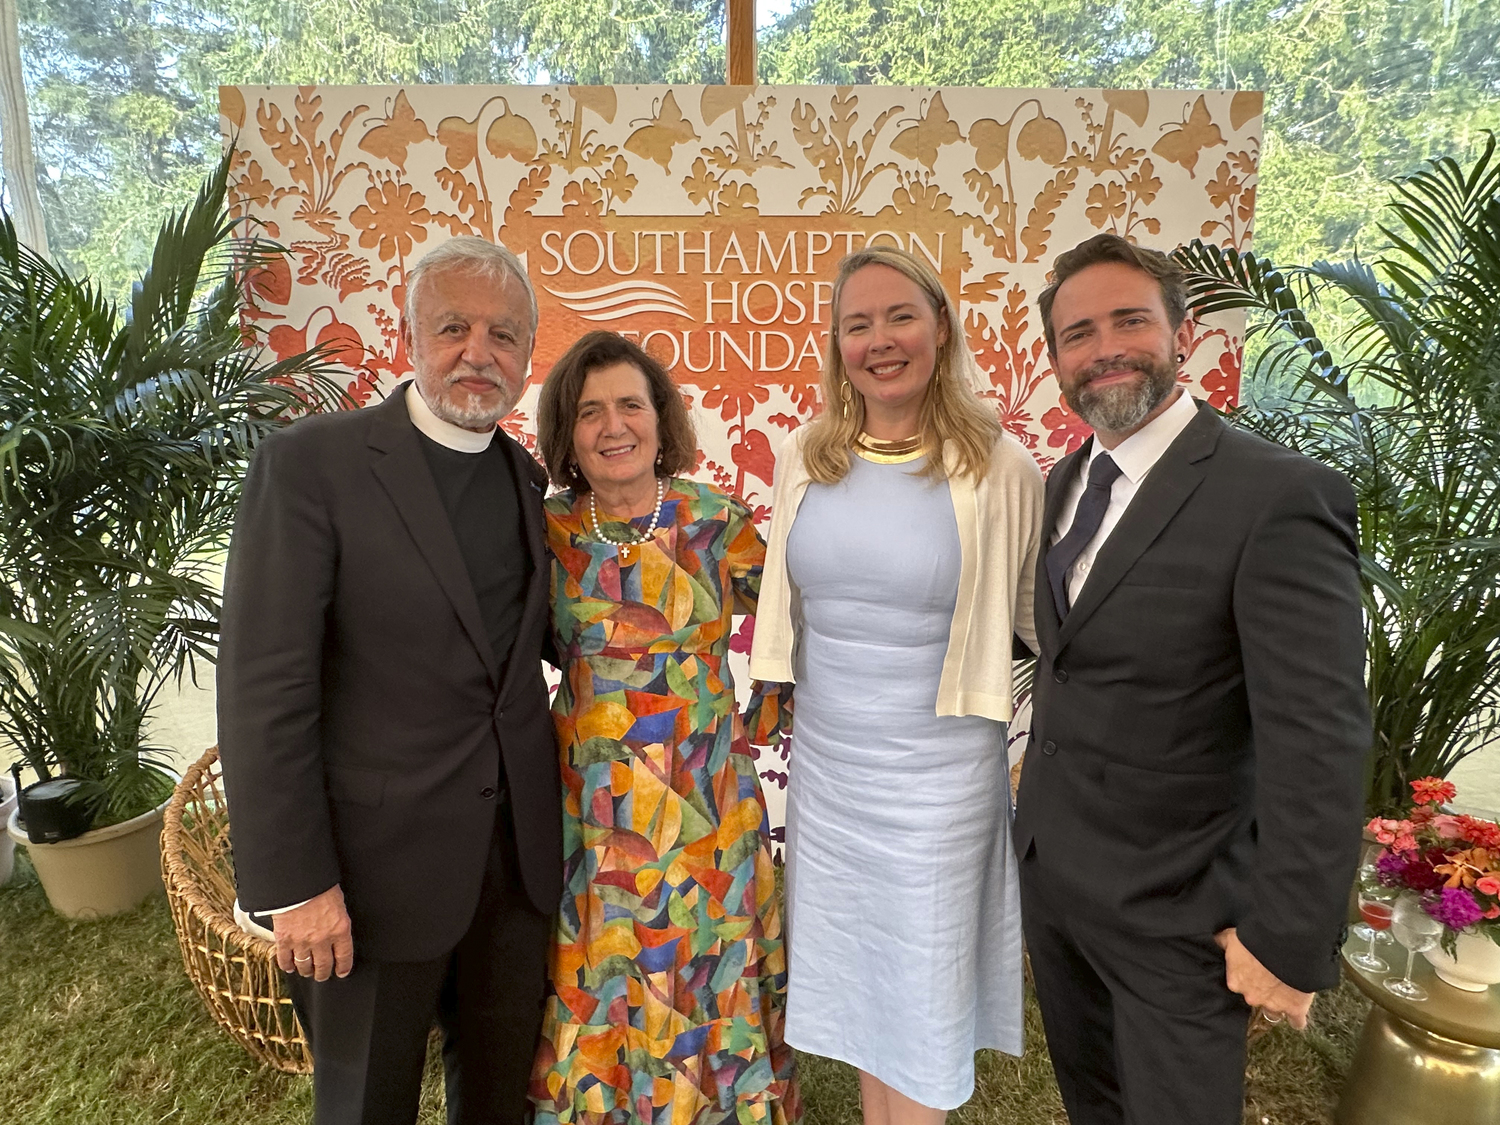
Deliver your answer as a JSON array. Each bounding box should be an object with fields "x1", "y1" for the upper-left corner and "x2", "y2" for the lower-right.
[
  {"x1": 1062, "y1": 353, "x2": 1179, "y2": 434},
  {"x1": 416, "y1": 362, "x2": 524, "y2": 430}
]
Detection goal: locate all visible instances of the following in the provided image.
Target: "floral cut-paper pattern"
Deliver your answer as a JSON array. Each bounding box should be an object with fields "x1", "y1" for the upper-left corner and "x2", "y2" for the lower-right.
[{"x1": 225, "y1": 82, "x2": 1263, "y2": 839}]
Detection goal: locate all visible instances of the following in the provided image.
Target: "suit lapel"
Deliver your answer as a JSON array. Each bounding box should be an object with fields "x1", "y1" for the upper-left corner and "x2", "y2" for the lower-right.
[
  {"x1": 1056, "y1": 402, "x2": 1223, "y2": 650},
  {"x1": 1036, "y1": 442, "x2": 1089, "y2": 655},
  {"x1": 498, "y1": 433, "x2": 550, "y2": 705},
  {"x1": 367, "y1": 389, "x2": 500, "y2": 687}
]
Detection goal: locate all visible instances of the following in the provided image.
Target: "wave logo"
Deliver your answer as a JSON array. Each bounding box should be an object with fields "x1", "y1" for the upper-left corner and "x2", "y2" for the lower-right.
[{"x1": 543, "y1": 280, "x2": 693, "y2": 323}]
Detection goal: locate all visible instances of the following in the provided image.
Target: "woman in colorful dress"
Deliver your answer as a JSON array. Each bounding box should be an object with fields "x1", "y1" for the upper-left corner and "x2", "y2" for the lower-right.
[
  {"x1": 749, "y1": 246, "x2": 1044, "y2": 1125},
  {"x1": 528, "y1": 330, "x2": 800, "y2": 1125}
]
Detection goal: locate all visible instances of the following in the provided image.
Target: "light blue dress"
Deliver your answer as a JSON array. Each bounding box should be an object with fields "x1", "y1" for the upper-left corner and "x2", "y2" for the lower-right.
[{"x1": 782, "y1": 453, "x2": 1023, "y2": 1110}]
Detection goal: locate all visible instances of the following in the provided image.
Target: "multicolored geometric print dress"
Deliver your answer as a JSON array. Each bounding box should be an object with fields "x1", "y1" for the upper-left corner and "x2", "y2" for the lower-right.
[{"x1": 529, "y1": 478, "x2": 801, "y2": 1125}]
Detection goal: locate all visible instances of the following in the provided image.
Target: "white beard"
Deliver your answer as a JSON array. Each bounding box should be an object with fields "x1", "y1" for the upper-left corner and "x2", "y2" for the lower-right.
[{"x1": 416, "y1": 364, "x2": 523, "y2": 430}]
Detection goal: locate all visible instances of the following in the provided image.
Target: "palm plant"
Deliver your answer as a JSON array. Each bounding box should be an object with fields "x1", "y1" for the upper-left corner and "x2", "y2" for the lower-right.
[
  {"x1": 0, "y1": 148, "x2": 350, "y2": 827},
  {"x1": 1173, "y1": 133, "x2": 1500, "y2": 816}
]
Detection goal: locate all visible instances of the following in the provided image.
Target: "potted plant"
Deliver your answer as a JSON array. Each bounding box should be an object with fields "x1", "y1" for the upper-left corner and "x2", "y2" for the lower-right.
[
  {"x1": 1367, "y1": 776, "x2": 1500, "y2": 991},
  {"x1": 0, "y1": 148, "x2": 349, "y2": 918},
  {"x1": 1173, "y1": 133, "x2": 1500, "y2": 816}
]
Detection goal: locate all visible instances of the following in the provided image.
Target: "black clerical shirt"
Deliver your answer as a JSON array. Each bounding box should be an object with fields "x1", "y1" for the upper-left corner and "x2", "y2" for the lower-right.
[{"x1": 416, "y1": 432, "x2": 532, "y2": 670}]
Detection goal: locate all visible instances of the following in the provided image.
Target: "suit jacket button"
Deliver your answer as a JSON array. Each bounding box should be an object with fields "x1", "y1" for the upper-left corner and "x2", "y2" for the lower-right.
[
  {"x1": 480, "y1": 786, "x2": 496, "y2": 800},
  {"x1": 1053, "y1": 668, "x2": 1069, "y2": 684},
  {"x1": 1041, "y1": 740, "x2": 1058, "y2": 756}
]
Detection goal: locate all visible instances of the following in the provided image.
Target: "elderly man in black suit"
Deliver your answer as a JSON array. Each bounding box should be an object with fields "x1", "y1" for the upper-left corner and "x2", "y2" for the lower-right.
[
  {"x1": 218, "y1": 235, "x2": 560, "y2": 1125},
  {"x1": 1014, "y1": 233, "x2": 1370, "y2": 1125}
]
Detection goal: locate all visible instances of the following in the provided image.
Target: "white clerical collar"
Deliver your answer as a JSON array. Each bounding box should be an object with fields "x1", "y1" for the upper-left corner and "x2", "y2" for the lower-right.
[
  {"x1": 405, "y1": 381, "x2": 495, "y2": 453},
  {"x1": 1086, "y1": 388, "x2": 1198, "y2": 485}
]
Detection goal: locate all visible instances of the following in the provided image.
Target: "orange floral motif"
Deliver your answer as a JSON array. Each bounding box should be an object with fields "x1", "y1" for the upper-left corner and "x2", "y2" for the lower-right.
[
  {"x1": 232, "y1": 159, "x2": 275, "y2": 213},
  {"x1": 700, "y1": 88, "x2": 793, "y2": 175},
  {"x1": 229, "y1": 85, "x2": 1262, "y2": 846},
  {"x1": 539, "y1": 87, "x2": 618, "y2": 174},
  {"x1": 1200, "y1": 355, "x2": 1240, "y2": 411},
  {"x1": 349, "y1": 175, "x2": 432, "y2": 263},
  {"x1": 1200, "y1": 148, "x2": 1259, "y2": 250},
  {"x1": 246, "y1": 254, "x2": 292, "y2": 306},
  {"x1": 1185, "y1": 324, "x2": 1241, "y2": 411},
  {"x1": 718, "y1": 180, "x2": 760, "y2": 217},
  {"x1": 1041, "y1": 402, "x2": 1093, "y2": 456},
  {"x1": 1085, "y1": 181, "x2": 1128, "y2": 228},
  {"x1": 880, "y1": 171, "x2": 953, "y2": 219},
  {"x1": 597, "y1": 154, "x2": 638, "y2": 212},
  {"x1": 702, "y1": 383, "x2": 771, "y2": 423},
  {"x1": 1019, "y1": 167, "x2": 1078, "y2": 262},
  {"x1": 230, "y1": 84, "x2": 1257, "y2": 527},
  {"x1": 966, "y1": 294, "x2": 1049, "y2": 449},
  {"x1": 559, "y1": 178, "x2": 605, "y2": 219},
  {"x1": 791, "y1": 90, "x2": 900, "y2": 215}
]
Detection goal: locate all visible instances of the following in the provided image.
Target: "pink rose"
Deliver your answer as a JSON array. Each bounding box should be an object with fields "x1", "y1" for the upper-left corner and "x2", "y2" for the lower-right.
[
  {"x1": 1477, "y1": 876, "x2": 1500, "y2": 897},
  {"x1": 1367, "y1": 817, "x2": 1399, "y2": 845},
  {"x1": 1393, "y1": 834, "x2": 1418, "y2": 854},
  {"x1": 1484, "y1": 905, "x2": 1500, "y2": 920},
  {"x1": 1433, "y1": 814, "x2": 1464, "y2": 840}
]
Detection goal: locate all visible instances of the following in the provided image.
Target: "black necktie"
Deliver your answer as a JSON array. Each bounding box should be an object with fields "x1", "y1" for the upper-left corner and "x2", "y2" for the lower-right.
[{"x1": 1047, "y1": 452, "x2": 1123, "y2": 616}]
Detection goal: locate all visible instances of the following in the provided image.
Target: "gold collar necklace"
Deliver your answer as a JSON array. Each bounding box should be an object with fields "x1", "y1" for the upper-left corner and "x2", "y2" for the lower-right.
[{"x1": 853, "y1": 431, "x2": 925, "y2": 464}]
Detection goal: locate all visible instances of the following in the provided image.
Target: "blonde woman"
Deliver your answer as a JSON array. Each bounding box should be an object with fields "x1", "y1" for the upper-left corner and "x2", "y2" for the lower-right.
[{"x1": 750, "y1": 247, "x2": 1043, "y2": 1124}]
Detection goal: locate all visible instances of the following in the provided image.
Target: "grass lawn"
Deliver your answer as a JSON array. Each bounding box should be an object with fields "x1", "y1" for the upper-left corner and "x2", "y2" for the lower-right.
[{"x1": 1, "y1": 853, "x2": 1366, "y2": 1123}]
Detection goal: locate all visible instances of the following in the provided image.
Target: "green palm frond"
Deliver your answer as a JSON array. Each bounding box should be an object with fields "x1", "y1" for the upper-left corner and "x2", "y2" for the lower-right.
[
  {"x1": 0, "y1": 145, "x2": 355, "y2": 824},
  {"x1": 1172, "y1": 131, "x2": 1500, "y2": 815}
]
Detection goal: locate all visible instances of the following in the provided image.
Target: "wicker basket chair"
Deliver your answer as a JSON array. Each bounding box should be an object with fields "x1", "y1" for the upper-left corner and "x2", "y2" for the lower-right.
[{"x1": 161, "y1": 745, "x2": 313, "y2": 1073}]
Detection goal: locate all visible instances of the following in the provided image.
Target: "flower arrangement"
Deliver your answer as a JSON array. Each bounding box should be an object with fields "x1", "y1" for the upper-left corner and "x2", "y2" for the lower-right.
[{"x1": 1368, "y1": 777, "x2": 1500, "y2": 955}]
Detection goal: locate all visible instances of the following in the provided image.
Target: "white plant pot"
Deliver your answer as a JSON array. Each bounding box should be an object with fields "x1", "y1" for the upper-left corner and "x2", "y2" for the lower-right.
[
  {"x1": 6, "y1": 795, "x2": 170, "y2": 919},
  {"x1": 0, "y1": 776, "x2": 16, "y2": 887},
  {"x1": 1422, "y1": 928, "x2": 1500, "y2": 992}
]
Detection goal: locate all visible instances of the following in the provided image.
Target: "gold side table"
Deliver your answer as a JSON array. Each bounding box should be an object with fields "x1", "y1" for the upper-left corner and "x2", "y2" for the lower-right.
[{"x1": 1336, "y1": 934, "x2": 1500, "y2": 1125}]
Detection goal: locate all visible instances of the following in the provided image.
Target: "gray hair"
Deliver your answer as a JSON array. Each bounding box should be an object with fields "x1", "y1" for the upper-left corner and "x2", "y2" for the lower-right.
[{"x1": 402, "y1": 235, "x2": 538, "y2": 339}]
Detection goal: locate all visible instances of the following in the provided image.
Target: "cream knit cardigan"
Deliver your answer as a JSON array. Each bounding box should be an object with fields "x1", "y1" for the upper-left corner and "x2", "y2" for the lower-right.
[{"x1": 748, "y1": 424, "x2": 1044, "y2": 721}]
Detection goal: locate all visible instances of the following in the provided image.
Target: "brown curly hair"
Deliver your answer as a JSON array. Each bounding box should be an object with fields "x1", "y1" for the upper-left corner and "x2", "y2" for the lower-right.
[{"x1": 537, "y1": 331, "x2": 698, "y2": 492}]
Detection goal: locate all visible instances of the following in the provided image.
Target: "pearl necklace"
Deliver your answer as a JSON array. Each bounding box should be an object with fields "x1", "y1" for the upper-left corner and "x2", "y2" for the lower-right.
[{"x1": 588, "y1": 478, "x2": 667, "y2": 563}]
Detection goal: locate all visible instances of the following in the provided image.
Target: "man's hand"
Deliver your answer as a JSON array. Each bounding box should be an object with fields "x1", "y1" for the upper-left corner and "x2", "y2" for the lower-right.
[
  {"x1": 273, "y1": 885, "x2": 354, "y2": 981},
  {"x1": 1214, "y1": 927, "x2": 1314, "y2": 1029}
]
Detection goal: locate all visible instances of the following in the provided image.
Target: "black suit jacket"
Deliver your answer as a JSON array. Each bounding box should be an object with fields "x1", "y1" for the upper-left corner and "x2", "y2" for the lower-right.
[
  {"x1": 1013, "y1": 400, "x2": 1370, "y2": 992},
  {"x1": 217, "y1": 388, "x2": 562, "y2": 963}
]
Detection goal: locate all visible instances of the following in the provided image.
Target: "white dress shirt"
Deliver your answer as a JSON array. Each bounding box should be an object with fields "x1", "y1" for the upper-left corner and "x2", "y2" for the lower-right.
[
  {"x1": 239, "y1": 382, "x2": 497, "y2": 931},
  {"x1": 1050, "y1": 389, "x2": 1198, "y2": 607}
]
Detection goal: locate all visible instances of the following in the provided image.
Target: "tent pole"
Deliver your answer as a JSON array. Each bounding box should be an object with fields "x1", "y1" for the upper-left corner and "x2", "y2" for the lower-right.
[{"x1": 728, "y1": 0, "x2": 756, "y2": 85}]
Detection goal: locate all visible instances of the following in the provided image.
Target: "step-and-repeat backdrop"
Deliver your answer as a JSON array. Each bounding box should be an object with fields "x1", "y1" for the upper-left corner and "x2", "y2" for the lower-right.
[{"x1": 224, "y1": 83, "x2": 1261, "y2": 851}]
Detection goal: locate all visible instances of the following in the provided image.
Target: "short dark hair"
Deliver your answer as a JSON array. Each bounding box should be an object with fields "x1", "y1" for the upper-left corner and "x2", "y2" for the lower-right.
[
  {"x1": 537, "y1": 331, "x2": 697, "y2": 492},
  {"x1": 1037, "y1": 233, "x2": 1188, "y2": 355}
]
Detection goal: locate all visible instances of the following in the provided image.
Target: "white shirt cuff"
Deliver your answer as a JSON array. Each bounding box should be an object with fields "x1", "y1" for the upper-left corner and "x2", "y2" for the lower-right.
[{"x1": 261, "y1": 898, "x2": 314, "y2": 915}]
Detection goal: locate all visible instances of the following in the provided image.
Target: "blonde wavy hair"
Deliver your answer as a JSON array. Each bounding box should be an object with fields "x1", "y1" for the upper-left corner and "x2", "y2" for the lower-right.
[{"x1": 801, "y1": 245, "x2": 1001, "y2": 485}]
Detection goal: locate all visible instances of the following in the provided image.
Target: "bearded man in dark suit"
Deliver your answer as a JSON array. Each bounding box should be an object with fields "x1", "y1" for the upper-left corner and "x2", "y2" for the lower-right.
[
  {"x1": 218, "y1": 236, "x2": 561, "y2": 1125},
  {"x1": 1014, "y1": 233, "x2": 1370, "y2": 1125}
]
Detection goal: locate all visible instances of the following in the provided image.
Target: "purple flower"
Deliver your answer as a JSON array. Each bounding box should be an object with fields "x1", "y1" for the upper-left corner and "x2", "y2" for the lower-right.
[
  {"x1": 1376, "y1": 851, "x2": 1407, "y2": 885},
  {"x1": 1425, "y1": 887, "x2": 1485, "y2": 931},
  {"x1": 1378, "y1": 849, "x2": 1447, "y2": 893}
]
